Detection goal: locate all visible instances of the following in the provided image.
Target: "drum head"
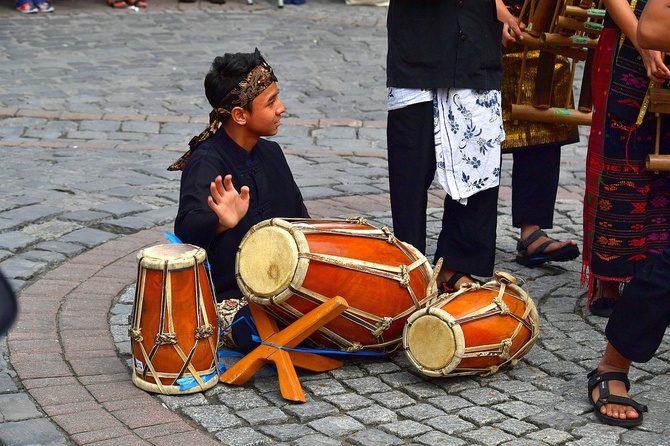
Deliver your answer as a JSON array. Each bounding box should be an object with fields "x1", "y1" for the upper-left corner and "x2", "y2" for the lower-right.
[
  {"x1": 138, "y1": 244, "x2": 205, "y2": 270},
  {"x1": 404, "y1": 307, "x2": 464, "y2": 376},
  {"x1": 237, "y1": 226, "x2": 299, "y2": 298}
]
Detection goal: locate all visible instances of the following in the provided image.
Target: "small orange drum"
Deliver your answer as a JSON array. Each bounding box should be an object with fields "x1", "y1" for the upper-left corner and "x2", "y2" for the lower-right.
[
  {"x1": 129, "y1": 244, "x2": 219, "y2": 394},
  {"x1": 403, "y1": 272, "x2": 539, "y2": 377},
  {"x1": 236, "y1": 218, "x2": 437, "y2": 355}
]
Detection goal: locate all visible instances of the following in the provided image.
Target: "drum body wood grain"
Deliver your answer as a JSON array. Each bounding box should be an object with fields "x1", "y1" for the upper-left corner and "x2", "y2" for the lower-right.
[
  {"x1": 236, "y1": 218, "x2": 437, "y2": 355},
  {"x1": 403, "y1": 272, "x2": 539, "y2": 377},
  {"x1": 129, "y1": 244, "x2": 218, "y2": 394}
]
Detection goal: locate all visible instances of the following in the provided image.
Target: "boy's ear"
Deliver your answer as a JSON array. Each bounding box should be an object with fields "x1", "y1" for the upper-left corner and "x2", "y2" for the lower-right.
[{"x1": 230, "y1": 106, "x2": 247, "y2": 125}]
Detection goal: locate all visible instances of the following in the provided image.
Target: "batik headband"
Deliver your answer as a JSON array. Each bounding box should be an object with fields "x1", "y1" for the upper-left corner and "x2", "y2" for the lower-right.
[{"x1": 168, "y1": 49, "x2": 277, "y2": 171}]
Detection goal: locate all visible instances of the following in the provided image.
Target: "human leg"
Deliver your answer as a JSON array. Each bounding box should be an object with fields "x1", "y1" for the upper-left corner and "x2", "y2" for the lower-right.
[
  {"x1": 588, "y1": 343, "x2": 645, "y2": 426},
  {"x1": 16, "y1": 0, "x2": 38, "y2": 13},
  {"x1": 387, "y1": 102, "x2": 436, "y2": 254},
  {"x1": 589, "y1": 242, "x2": 670, "y2": 426},
  {"x1": 435, "y1": 186, "x2": 499, "y2": 288},
  {"x1": 512, "y1": 143, "x2": 579, "y2": 266}
]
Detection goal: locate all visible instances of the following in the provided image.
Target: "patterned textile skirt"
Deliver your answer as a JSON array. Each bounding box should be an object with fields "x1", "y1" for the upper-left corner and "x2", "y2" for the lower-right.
[{"x1": 582, "y1": 25, "x2": 670, "y2": 304}]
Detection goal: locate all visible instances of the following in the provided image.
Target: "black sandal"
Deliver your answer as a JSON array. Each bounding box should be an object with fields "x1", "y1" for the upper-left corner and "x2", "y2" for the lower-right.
[
  {"x1": 516, "y1": 229, "x2": 579, "y2": 267},
  {"x1": 440, "y1": 272, "x2": 481, "y2": 293},
  {"x1": 587, "y1": 369, "x2": 647, "y2": 428}
]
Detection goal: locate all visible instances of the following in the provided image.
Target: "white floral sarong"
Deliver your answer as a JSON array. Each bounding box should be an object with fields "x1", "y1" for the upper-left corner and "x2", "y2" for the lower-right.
[
  {"x1": 434, "y1": 88, "x2": 503, "y2": 204},
  {"x1": 388, "y1": 87, "x2": 504, "y2": 205}
]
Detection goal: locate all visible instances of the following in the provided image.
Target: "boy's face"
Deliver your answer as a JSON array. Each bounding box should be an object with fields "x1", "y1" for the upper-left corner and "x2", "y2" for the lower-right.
[{"x1": 244, "y1": 82, "x2": 285, "y2": 137}]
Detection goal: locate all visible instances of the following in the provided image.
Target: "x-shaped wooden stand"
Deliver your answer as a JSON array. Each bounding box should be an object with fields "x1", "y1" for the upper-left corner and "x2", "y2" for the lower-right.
[{"x1": 220, "y1": 296, "x2": 348, "y2": 402}]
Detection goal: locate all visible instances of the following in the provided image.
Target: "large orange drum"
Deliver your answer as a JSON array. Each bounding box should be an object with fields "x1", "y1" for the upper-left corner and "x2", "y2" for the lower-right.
[
  {"x1": 129, "y1": 244, "x2": 219, "y2": 394},
  {"x1": 403, "y1": 272, "x2": 539, "y2": 377},
  {"x1": 236, "y1": 218, "x2": 437, "y2": 354}
]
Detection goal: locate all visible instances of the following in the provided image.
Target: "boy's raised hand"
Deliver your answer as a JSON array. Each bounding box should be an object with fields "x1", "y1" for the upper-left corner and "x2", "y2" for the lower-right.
[{"x1": 208, "y1": 174, "x2": 250, "y2": 233}]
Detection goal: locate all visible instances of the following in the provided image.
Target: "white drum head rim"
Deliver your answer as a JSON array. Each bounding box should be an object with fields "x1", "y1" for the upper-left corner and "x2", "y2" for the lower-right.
[
  {"x1": 137, "y1": 244, "x2": 206, "y2": 270},
  {"x1": 236, "y1": 218, "x2": 309, "y2": 305},
  {"x1": 403, "y1": 306, "x2": 465, "y2": 377}
]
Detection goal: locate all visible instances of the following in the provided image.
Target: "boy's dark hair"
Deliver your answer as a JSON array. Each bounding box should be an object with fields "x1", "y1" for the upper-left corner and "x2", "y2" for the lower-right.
[{"x1": 204, "y1": 52, "x2": 258, "y2": 112}]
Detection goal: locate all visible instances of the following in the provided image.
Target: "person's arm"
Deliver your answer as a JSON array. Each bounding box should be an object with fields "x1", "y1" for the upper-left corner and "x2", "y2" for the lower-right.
[
  {"x1": 603, "y1": 0, "x2": 669, "y2": 82},
  {"x1": 496, "y1": 0, "x2": 525, "y2": 47},
  {"x1": 637, "y1": 0, "x2": 670, "y2": 52}
]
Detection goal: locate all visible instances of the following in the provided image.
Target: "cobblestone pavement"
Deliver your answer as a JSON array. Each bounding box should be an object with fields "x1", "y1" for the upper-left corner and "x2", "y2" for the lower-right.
[{"x1": 2, "y1": 1, "x2": 670, "y2": 445}]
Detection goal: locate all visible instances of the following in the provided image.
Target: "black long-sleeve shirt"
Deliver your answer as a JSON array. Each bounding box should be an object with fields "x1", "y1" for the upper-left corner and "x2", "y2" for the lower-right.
[
  {"x1": 174, "y1": 129, "x2": 309, "y2": 301},
  {"x1": 386, "y1": 0, "x2": 503, "y2": 90}
]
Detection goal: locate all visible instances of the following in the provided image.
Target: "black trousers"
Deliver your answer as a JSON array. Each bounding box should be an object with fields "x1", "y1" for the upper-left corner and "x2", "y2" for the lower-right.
[
  {"x1": 511, "y1": 143, "x2": 562, "y2": 229},
  {"x1": 606, "y1": 241, "x2": 670, "y2": 363},
  {"x1": 387, "y1": 101, "x2": 498, "y2": 277}
]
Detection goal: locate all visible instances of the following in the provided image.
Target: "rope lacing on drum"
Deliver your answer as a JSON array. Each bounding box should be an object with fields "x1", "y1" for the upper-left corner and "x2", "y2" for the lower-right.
[
  {"x1": 493, "y1": 296, "x2": 510, "y2": 315},
  {"x1": 372, "y1": 317, "x2": 393, "y2": 337},
  {"x1": 343, "y1": 342, "x2": 364, "y2": 352},
  {"x1": 128, "y1": 328, "x2": 143, "y2": 342},
  {"x1": 399, "y1": 265, "x2": 410, "y2": 287},
  {"x1": 346, "y1": 216, "x2": 368, "y2": 225},
  {"x1": 482, "y1": 365, "x2": 499, "y2": 377},
  {"x1": 381, "y1": 226, "x2": 397, "y2": 244},
  {"x1": 195, "y1": 324, "x2": 214, "y2": 339},
  {"x1": 500, "y1": 339, "x2": 512, "y2": 360},
  {"x1": 156, "y1": 333, "x2": 178, "y2": 345}
]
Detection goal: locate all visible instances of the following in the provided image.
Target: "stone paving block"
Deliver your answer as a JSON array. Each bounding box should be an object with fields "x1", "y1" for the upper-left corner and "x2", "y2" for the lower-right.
[
  {"x1": 98, "y1": 216, "x2": 155, "y2": 234},
  {"x1": 181, "y1": 405, "x2": 242, "y2": 432},
  {"x1": 308, "y1": 415, "x2": 365, "y2": 437},
  {"x1": 293, "y1": 433, "x2": 340, "y2": 446},
  {"x1": 378, "y1": 371, "x2": 425, "y2": 388},
  {"x1": 0, "y1": 232, "x2": 38, "y2": 253},
  {"x1": 59, "y1": 228, "x2": 119, "y2": 248},
  {"x1": 302, "y1": 379, "x2": 347, "y2": 397},
  {"x1": 460, "y1": 426, "x2": 516, "y2": 446},
  {"x1": 344, "y1": 377, "x2": 392, "y2": 395},
  {"x1": 214, "y1": 426, "x2": 273, "y2": 446},
  {"x1": 90, "y1": 202, "x2": 151, "y2": 218},
  {"x1": 526, "y1": 410, "x2": 584, "y2": 431},
  {"x1": 398, "y1": 403, "x2": 446, "y2": 422},
  {"x1": 0, "y1": 418, "x2": 69, "y2": 446},
  {"x1": 367, "y1": 390, "x2": 416, "y2": 410},
  {"x1": 346, "y1": 428, "x2": 404, "y2": 446},
  {"x1": 33, "y1": 241, "x2": 87, "y2": 257},
  {"x1": 415, "y1": 430, "x2": 467, "y2": 446},
  {"x1": 283, "y1": 401, "x2": 339, "y2": 423},
  {"x1": 494, "y1": 418, "x2": 539, "y2": 436},
  {"x1": 349, "y1": 404, "x2": 397, "y2": 425},
  {"x1": 403, "y1": 382, "x2": 448, "y2": 399},
  {"x1": 59, "y1": 210, "x2": 111, "y2": 224},
  {"x1": 379, "y1": 419, "x2": 433, "y2": 439},
  {"x1": 458, "y1": 405, "x2": 508, "y2": 425},
  {"x1": 217, "y1": 388, "x2": 269, "y2": 411},
  {"x1": 0, "y1": 257, "x2": 48, "y2": 281},
  {"x1": 425, "y1": 415, "x2": 475, "y2": 436},
  {"x1": 526, "y1": 427, "x2": 574, "y2": 445},
  {"x1": 492, "y1": 400, "x2": 545, "y2": 421},
  {"x1": 69, "y1": 426, "x2": 134, "y2": 445},
  {"x1": 0, "y1": 372, "x2": 18, "y2": 394},
  {"x1": 52, "y1": 407, "x2": 124, "y2": 436},
  {"x1": 258, "y1": 422, "x2": 317, "y2": 442},
  {"x1": 0, "y1": 394, "x2": 42, "y2": 421},
  {"x1": 322, "y1": 393, "x2": 374, "y2": 411},
  {"x1": 236, "y1": 406, "x2": 289, "y2": 426}
]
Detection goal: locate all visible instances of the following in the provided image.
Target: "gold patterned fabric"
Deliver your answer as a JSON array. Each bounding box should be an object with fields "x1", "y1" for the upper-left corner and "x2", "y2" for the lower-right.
[
  {"x1": 168, "y1": 50, "x2": 277, "y2": 171},
  {"x1": 501, "y1": 50, "x2": 580, "y2": 152}
]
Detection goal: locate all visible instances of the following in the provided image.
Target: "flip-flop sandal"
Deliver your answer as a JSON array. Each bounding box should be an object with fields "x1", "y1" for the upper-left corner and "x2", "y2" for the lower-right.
[
  {"x1": 516, "y1": 229, "x2": 580, "y2": 267},
  {"x1": 587, "y1": 369, "x2": 647, "y2": 428}
]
